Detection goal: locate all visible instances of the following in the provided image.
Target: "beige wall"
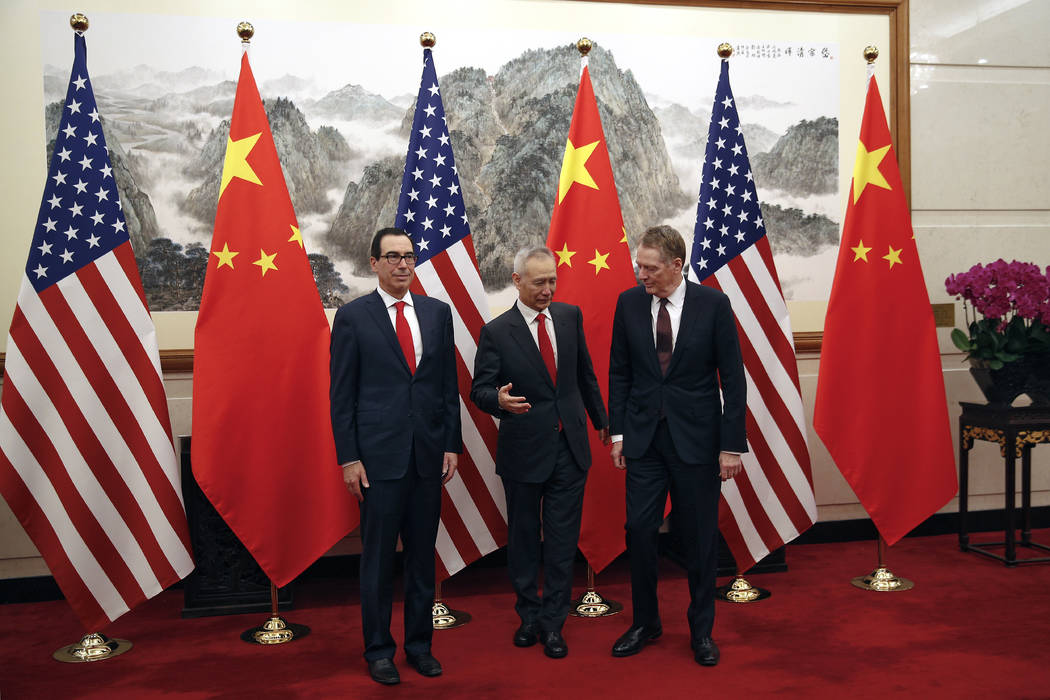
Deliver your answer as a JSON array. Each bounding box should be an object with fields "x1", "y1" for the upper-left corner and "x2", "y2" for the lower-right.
[{"x1": 2, "y1": 0, "x2": 1049, "y2": 579}]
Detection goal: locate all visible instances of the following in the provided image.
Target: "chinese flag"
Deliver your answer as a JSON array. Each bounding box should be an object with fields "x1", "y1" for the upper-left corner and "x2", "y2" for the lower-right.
[
  {"x1": 813, "y1": 76, "x2": 957, "y2": 545},
  {"x1": 192, "y1": 49, "x2": 357, "y2": 586},
  {"x1": 546, "y1": 61, "x2": 637, "y2": 573}
]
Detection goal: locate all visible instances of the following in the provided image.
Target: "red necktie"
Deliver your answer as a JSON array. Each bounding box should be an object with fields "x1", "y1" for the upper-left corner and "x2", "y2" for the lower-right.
[
  {"x1": 536, "y1": 314, "x2": 556, "y2": 385},
  {"x1": 656, "y1": 298, "x2": 672, "y2": 376},
  {"x1": 395, "y1": 301, "x2": 416, "y2": 374}
]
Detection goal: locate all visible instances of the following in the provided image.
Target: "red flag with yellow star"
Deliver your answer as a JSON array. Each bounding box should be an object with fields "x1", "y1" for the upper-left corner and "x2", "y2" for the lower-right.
[
  {"x1": 191, "y1": 49, "x2": 356, "y2": 587},
  {"x1": 813, "y1": 76, "x2": 956, "y2": 545},
  {"x1": 546, "y1": 60, "x2": 637, "y2": 573}
]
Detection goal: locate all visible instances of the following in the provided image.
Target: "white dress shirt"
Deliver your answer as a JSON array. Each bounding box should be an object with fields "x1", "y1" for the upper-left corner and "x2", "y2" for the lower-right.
[
  {"x1": 377, "y1": 286, "x2": 423, "y2": 367},
  {"x1": 650, "y1": 277, "x2": 686, "y2": 350},
  {"x1": 516, "y1": 299, "x2": 558, "y2": 368}
]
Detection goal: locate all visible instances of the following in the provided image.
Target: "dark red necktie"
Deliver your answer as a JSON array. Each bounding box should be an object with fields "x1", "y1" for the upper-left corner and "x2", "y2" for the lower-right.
[
  {"x1": 536, "y1": 314, "x2": 556, "y2": 385},
  {"x1": 395, "y1": 301, "x2": 416, "y2": 374},
  {"x1": 656, "y1": 298, "x2": 672, "y2": 375}
]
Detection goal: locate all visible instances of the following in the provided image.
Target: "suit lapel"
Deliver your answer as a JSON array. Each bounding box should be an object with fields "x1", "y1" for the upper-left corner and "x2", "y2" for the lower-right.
[
  {"x1": 412, "y1": 293, "x2": 436, "y2": 370},
  {"x1": 667, "y1": 282, "x2": 699, "y2": 376},
  {"x1": 509, "y1": 306, "x2": 554, "y2": 387},
  {"x1": 636, "y1": 291, "x2": 662, "y2": 376},
  {"x1": 551, "y1": 305, "x2": 573, "y2": 386},
  {"x1": 365, "y1": 291, "x2": 412, "y2": 375}
]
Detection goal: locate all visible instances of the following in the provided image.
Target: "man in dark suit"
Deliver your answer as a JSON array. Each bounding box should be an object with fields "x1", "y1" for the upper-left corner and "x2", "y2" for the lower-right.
[
  {"x1": 471, "y1": 246, "x2": 608, "y2": 659},
  {"x1": 607, "y1": 225, "x2": 746, "y2": 667},
  {"x1": 330, "y1": 227, "x2": 461, "y2": 685}
]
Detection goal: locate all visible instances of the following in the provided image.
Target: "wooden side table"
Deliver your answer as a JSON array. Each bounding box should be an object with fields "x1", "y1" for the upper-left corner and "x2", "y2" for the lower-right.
[{"x1": 958, "y1": 402, "x2": 1050, "y2": 565}]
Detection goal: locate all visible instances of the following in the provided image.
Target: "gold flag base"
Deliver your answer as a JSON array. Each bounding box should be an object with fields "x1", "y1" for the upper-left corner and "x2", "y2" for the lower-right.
[
  {"x1": 240, "y1": 615, "x2": 310, "y2": 645},
  {"x1": 240, "y1": 583, "x2": 309, "y2": 644},
  {"x1": 569, "y1": 566, "x2": 623, "y2": 617},
  {"x1": 851, "y1": 566, "x2": 914, "y2": 592},
  {"x1": 53, "y1": 633, "x2": 132, "y2": 663},
  {"x1": 716, "y1": 575, "x2": 771, "y2": 603},
  {"x1": 569, "y1": 587, "x2": 624, "y2": 617},
  {"x1": 432, "y1": 600, "x2": 471, "y2": 629}
]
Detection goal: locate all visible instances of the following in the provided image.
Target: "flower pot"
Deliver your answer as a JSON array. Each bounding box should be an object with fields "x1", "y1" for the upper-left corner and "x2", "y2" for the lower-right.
[{"x1": 969, "y1": 356, "x2": 1050, "y2": 407}]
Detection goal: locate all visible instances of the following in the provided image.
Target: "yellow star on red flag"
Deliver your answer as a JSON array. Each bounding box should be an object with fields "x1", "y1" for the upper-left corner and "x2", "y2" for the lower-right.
[
  {"x1": 558, "y1": 139, "x2": 600, "y2": 204},
  {"x1": 851, "y1": 240, "x2": 872, "y2": 262},
  {"x1": 288, "y1": 224, "x2": 303, "y2": 248},
  {"x1": 555, "y1": 243, "x2": 576, "y2": 267},
  {"x1": 213, "y1": 242, "x2": 239, "y2": 269},
  {"x1": 852, "y1": 141, "x2": 891, "y2": 204},
  {"x1": 220, "y1": 132, "x2": 263, "y2": 199},
  {"x1": 588, "y1": 249, "x2": 610, "y2": 275},
  {"x1": 253, "y1": 249, "x2": 278, "y2": 276},
  {"x1": 883, "y1": 246, "x2": 903, "y2": 269}
]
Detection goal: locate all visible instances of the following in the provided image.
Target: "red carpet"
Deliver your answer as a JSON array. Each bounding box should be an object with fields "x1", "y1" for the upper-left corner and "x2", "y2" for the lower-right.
[{"x1": 3, "y1": 531, "x2": 1050, "y2": 699}]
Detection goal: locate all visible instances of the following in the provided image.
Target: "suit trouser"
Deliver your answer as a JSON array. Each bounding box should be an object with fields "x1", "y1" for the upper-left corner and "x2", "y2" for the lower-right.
[
  {"x1": 501, "y1": 431, "x2": 586, "y2": 633},
  {"x1": 358, "y1": 464, "x2": 441, "y2": 661},
  {"x1": 625, "y1": 418, "x2": 721, "y2": 641}
]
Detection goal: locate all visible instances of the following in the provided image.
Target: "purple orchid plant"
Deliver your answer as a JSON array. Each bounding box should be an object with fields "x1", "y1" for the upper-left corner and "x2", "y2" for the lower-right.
[{"x1": 945, "y1": 260, "x2": 1050, "y2": 369}]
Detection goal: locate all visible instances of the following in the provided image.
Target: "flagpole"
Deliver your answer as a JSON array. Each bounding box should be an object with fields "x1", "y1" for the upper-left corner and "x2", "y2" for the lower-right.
[
  {"x1": 48, "y1": 14, "x2": 138, "y2": 665},
  {"x1": 553, "y1": 36, "x2": 624, "y2": 620},
  {"x1": 836, "y1": 46, "x2": 914, "y2": 594},
  {"x1": 50, "y1": 17, "x2": 138, "y2": 665}
]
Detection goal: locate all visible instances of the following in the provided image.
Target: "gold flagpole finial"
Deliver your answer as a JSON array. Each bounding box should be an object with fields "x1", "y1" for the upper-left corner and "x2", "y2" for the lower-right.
[
  {"x1": 864, "y1": 45, "x2": 879, "y2": 64},
  {"x1": 717, "y1": 42, "x2": 733, "y2": 59},
  {"x1": 576, "y1": 37, "x2": 592, "y2": 56},
  {"x1": 237, "y1": 21, "x2": 255, "y2": 44},
  {"x1": 420, "y1": 32, "x2": 436, "y2": 48},
  {"x1": 70, "y1": 13, "x2": 89, "y2": 32}
]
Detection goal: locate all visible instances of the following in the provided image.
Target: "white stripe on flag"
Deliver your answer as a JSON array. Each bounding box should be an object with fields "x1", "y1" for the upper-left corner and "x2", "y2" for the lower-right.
[
  {"x1": 442, "y1": 404, "x2": 500, "y2": 554},
  {"x1": 459, "y1": 398, "x2": 505, "y2": 519},
  {"x1": 720, "y1": 474, "x2": 767, "y2": 565},
  {"x1": 434, "y1": 520, "x2": 466, "y2": 576},
  {"x1": 4, "y1": 334, "x2": 158, "y2": 596},
  {"x1": 95, "y1": 254, "x2": 163, "y2": 378},
  {"x1": 0, "y1": 409, "x2": 130, "y2": 620},
  {"x1": 715, "y1": 263, "x2": 808, "y2": 440},
  {"x1": 17, "y1": 280, "x2": 166, "y2": 594},
  {"x1": 58, "y1": 272, "x2": 177, "y2": 491}
]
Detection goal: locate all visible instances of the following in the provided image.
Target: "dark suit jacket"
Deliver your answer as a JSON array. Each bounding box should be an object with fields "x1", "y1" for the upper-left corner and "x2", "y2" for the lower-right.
[
  {"x1": 471, "y1": 302, "x2": 607, "y2": 483},
  {"x1": 330, "y1": 290, "x2": 462, "y2": 479},
  {"x1": 609, "y1": 281, "x2": 746, "y2": 465}
]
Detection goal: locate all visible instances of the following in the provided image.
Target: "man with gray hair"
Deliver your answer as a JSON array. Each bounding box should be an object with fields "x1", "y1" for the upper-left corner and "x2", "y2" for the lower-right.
[
  {"x1": 608, "y1": 225, "x2": 746, "y2": 667},
  {"x1": 471, "y1": 245, "x2": 609, "y2": 659}
]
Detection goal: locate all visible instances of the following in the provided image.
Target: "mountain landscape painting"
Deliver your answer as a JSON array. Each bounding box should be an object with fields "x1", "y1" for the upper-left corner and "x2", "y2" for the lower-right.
[{"x1": 39, "y1": 11, "x2": 840, "y2": 312}]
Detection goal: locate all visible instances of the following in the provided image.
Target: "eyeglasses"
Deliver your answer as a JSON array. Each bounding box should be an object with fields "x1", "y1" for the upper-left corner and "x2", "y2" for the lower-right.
[{"x1": 380, "y1": 252, "x2": 417, "y2": 265}]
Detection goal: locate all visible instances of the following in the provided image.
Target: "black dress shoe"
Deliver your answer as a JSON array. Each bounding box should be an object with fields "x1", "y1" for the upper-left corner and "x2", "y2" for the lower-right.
[
  {"x1": 540, "y1": 630, "x2": 568, "y2": 659},
  {"x1": 611, "y1": 624, "x2": 662, "y2": 657},
  {"x1": 367, "y1": 658, "x2": 400, "y2": 685},
  {"x1": 513, "y1": 623, "x2": 539, "y2": 647},
  {"x1": 406, "y1": 652, "x2": 443, "y2": 677},
  {"x1": 693, "y1": 637, "x2": 720, "y2": 666}
]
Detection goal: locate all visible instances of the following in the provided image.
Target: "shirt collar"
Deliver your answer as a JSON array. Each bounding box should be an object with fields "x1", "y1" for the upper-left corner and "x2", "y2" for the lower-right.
[
  {"x1": 516, "y1": 298, "x2": 547, "y2": 325},
  {"x1": 651, "y1": 278, "x2": 686, "y2": 309},
  {"x1": 377, "y1": 286, "x2": 413, "y2": 309}
]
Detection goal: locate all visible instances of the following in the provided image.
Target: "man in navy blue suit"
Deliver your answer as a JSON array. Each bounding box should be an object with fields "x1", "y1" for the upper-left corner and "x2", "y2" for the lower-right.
[
  {"x1": 607, "y1": 225, "x2": 746, "y2": 667},
  {"x1": 471, "y1": 246, "x2": 608, "y2": 659},
  {"x1": 330, "y1": 227, "x2": 461, "y2": 685}
]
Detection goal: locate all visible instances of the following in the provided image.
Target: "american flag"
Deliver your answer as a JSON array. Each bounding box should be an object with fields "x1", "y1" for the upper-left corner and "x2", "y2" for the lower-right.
[
  {"x1": 0, "y1": 32, "x2": 194, "y2": 630},
  {"x1": 396, "y1": 47, "x2": 506, "y2": 579},
  {"x1": 687, "y1": 58, "x2": 817, "y2": 573}
]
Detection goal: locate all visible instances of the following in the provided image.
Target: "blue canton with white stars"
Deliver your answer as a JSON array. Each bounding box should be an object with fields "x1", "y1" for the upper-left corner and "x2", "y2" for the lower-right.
[
  {"x1": 27, "y1": 34, "x2": 129, "y2": 293},
  {"x1": 395, "y1": 49, "x2": 471, "y2": 265},
  {"x1": 689, "y1": 60, "x2": 766, "y2": 281}
]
